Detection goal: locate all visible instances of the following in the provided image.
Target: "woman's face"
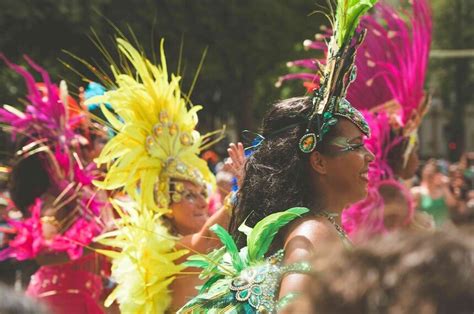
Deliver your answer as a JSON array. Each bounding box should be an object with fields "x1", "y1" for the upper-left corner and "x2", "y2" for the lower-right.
[
  {"x1": 169, "y1": 180, "x2": 209, "y2": 236},
  {"x1": 319, "y1": 119, "x2": 375, "y2": 205}
]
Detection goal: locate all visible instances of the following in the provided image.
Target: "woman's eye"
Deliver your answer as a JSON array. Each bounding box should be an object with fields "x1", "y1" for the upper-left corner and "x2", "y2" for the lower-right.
[{"x1": 349, "y1": 143, "x2": 364, "y2": 150}]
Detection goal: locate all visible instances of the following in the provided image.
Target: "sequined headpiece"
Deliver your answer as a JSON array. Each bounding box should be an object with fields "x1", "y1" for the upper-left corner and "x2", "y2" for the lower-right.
[
  {"x1": 87, "y1": 39, "x2": 216, "y2": 214},
  {"x1": 0, "y1": 56, "x2": 105, "y2": 261}
]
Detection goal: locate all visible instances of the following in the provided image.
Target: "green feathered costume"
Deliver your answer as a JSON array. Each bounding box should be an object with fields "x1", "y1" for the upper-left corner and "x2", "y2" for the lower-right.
[{"x1": 179, "y1": 207, "x2": 311, "y2": 313}]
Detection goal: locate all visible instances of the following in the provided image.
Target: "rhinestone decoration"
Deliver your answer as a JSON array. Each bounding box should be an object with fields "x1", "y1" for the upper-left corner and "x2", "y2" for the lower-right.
[
  {"x1": 299, "y1": 133, "x2": 317, "y2": 153},
  {"x1": 229, "y1": 250, "x2": 286, "y2": 313}
]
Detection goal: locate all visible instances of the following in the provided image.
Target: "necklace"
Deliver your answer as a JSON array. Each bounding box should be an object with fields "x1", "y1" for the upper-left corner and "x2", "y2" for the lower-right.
[{"x1": 318, "y1": 211, "x2": 353, "y2": 246}]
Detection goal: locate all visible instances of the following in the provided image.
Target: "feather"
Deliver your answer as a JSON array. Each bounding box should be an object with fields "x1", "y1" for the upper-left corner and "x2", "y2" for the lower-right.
[
  {"x1": 210, "y1": 224, "x2": 243, "y2": 272},
  {"x1": 336, "y1": 0, "x2": 378, "y2": 47},
  {"x1": 247, "y1": 207, "x2": 309, "y2": 262}
]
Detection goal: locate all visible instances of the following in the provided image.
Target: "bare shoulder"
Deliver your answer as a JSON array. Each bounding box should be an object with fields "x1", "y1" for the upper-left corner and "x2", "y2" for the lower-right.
[{"x1": 283, "y1": 216, "x2": 333, "y2": 264}]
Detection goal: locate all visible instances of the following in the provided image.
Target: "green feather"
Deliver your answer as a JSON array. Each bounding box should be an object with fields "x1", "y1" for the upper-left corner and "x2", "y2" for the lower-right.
[
  {"x1": 247, "y1": 207, "x2": 310, "y2": 262},
  {"x1": 210, "y1": 224, "x2": 244, "y2": 272},
  {"x1": 200, "y1": 247, "x2": 229, "y2": 279},
  {"x1": 184, "y1": 254, "x2": 211, "y2": 269},
  {"x1": 199, "y1": 274, "x2": 224, "y2": 294},
  {"x1": 336, "y1": 0, "x2": 378, "y2": 47}
]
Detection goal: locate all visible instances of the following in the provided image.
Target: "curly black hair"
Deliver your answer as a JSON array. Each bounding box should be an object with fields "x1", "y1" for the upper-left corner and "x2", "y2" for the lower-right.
[
  {"x1": 9, "y1": 152, "x2": 50, "y2": 216},
  {"x1": 229, "y1": 97, "x2": 341, "y2": 250}
]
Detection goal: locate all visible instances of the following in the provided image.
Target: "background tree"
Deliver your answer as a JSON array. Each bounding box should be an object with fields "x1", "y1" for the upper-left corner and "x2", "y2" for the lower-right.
[
  {"x1": 428, "y1": 0, "x2": 474, "y2": 160},
  {"x1": 0, "y1": 0, "x2": 322, "y2": 162}
]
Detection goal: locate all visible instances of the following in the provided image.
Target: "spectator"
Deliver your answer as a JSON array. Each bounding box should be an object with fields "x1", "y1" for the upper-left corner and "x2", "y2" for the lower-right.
[
  {"x1": 411, "y1": 159, "x2": 459, "y2": 226},
  {"x1": 285, "y1": 229, "x2": 474, "y2": 313}
]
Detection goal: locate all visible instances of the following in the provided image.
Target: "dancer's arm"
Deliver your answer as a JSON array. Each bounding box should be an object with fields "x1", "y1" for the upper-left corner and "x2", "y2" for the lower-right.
[{"x1": 278, "y1": 218, "x2": 334, "y2": 313}]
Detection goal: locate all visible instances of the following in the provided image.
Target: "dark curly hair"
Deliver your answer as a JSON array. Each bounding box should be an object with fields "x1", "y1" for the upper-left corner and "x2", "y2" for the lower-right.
[
  {"x1": 9, "y1": 152, "x2": 50, "y2": 216},
  {"x1": 229, "y1": 97, "x2": 341, "y2": 250}
]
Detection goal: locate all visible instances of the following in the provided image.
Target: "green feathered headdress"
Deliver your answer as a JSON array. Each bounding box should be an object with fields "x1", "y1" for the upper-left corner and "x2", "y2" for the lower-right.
[{"x1": 298, "y1": 0, "x2": 377, "y2": 154}]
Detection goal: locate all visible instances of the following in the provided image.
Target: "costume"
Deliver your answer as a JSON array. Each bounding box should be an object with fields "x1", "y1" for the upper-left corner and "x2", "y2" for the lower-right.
[
  {"x1": 180, "y1": 0, "x2": 377, "y2": 312},
  {"x1": 279, "y1": 0, "x2": 432, "y2": 236},
  {"x1": 87, "y1": 39, "x2": 220, "y2": 313},
  {"x1": 0, "y1": 55, "x2": 108, "y2": 313}
]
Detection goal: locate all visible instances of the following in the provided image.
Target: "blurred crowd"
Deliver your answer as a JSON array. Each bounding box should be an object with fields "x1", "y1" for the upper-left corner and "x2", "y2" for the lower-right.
[{"x1": 410, "y1": 152, "x2": 474, "y2": 227}]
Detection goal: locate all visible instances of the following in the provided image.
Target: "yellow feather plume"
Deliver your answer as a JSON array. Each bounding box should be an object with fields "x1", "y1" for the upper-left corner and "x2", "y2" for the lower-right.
[
  {"x1": 86, "y1": 38, "x2": 215, "y2": 214},
  {"x1": 95, "y1": 200, "x2": 188, "y2": 313}
]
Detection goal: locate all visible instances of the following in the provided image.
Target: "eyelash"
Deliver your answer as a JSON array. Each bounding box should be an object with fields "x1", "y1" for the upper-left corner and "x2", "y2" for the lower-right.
[{"x1": 347, "y1": 143, "x2": 365, "y2": 151}]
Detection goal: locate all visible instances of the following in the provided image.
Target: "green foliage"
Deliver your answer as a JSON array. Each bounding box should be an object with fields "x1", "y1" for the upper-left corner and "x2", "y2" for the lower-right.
[
  {"x1": 0, "y1": 0, "x2": 323, "y2": 138},
  {"x1": 428, "y1": 0, "x2": 474, "y2": 159}
]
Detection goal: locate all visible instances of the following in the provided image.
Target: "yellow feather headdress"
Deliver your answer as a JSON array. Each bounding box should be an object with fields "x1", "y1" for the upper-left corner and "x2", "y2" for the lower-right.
[{"x1": 86, "y1": 38, "x2": 215, "y2": 214}]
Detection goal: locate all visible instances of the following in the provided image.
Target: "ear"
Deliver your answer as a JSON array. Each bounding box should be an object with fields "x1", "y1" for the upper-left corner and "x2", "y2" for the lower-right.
[{"x1": 309, "y1": 150, "x2": 327, "y2": 175}]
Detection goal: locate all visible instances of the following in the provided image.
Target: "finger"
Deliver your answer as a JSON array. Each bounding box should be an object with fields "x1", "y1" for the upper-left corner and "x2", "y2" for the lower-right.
[
  {"x1": 237, "y1": 142, "x2": 245, "y2": 164},
  {"x1": 228, "y1": 146, "x2": 237, "y2": 162}
]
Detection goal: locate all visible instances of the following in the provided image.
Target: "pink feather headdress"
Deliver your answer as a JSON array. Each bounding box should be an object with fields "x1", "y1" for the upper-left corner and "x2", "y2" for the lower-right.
[
  {"x1": 278, "y1": 0, "x2": 432, "y2": 237},
  {"x1": 0, "y1": 55, "x2": 105, "y2": 260}
]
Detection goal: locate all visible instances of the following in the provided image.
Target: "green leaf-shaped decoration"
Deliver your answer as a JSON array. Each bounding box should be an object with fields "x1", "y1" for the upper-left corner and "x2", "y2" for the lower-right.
[
  {"x1": 336, "y1": 0, "x2": 378, "y2": 47},
  {"x1": 210, "y1": 224, "x2": 244, "y2": 272},
  {"x1": 247, "y1": 207, "x2": 310, "y2": 262}
]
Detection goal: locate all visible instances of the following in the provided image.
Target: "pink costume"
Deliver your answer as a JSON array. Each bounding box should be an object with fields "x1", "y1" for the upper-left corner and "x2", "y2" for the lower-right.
[
  {"x1": 26, "y1": 254, "x2": 108, "y2": 314},
  {"x1": 278, "y1": 0, "x2": 432, "y2": 237},
  {"x1": 0, "y1": 55, "x2": 108, "y2": 313}
]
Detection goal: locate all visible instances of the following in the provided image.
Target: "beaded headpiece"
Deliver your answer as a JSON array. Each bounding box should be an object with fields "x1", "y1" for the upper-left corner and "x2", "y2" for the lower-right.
[{"x1": 86, "y1": 39, "x2": 217, "y2": 214}]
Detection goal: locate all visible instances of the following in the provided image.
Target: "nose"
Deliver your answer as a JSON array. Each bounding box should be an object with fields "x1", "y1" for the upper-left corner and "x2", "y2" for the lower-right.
[
  {"x1": 365, "y1": 146, "x2": 375, "y2": 163},
  {"x1": 197, "y1": 194, "x2": 207, "y2": 209}
]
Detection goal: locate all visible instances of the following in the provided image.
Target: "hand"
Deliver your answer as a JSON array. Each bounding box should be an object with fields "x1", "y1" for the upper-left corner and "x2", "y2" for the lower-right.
[{"x1": 224, "y1": 142, "x2": 246, "y2": 187}]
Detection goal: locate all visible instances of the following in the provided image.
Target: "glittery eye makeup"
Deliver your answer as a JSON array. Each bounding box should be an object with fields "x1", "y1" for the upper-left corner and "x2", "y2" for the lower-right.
[{"x1": 327, "y1": 136, "x2": 366, "y2": 153}]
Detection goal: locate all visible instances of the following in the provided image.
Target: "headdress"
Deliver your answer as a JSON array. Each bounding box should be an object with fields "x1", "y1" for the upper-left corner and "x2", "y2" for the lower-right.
[
  {"x1": 0, "y1": 55, "x2": 104, "y2": 260},
  {"x1": 87, "y1": 39, "x2": 216, "y2": 214},
  {"x1": 279, "y1": 0, "x2": 432, "y2": 235},
  {"x1": 279, "y1": 0, "x2": 431, "y2": 161}
]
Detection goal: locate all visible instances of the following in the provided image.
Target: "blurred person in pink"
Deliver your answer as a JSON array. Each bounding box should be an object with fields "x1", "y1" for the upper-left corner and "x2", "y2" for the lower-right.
[{"x1": 0, "y1": 55, "x2": 110, "y2": 314}]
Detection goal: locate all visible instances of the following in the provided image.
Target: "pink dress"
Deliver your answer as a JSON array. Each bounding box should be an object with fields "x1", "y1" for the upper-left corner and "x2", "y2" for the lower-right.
[{"x1": 26, "y1": 254, "x2": 107, "y2": 314}]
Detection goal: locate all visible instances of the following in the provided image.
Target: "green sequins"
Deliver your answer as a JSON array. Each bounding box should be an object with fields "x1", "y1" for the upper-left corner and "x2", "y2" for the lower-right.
[{"x1": 298, "y1": 97, "x2": 370, "y2": 154}]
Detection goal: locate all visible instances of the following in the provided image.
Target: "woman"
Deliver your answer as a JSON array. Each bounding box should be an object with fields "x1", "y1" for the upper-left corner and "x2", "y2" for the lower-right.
[
  {"x1": 281, "y1": 0, "x2": 433, "y2": 237},
  {"x1": 87, "y1": 39, "x2": 242, "y2": 313},
  {"x1": 0, "y1": 56, "x2": 109, "y2": 314},
  {"x1": 179, "y1": 0, "x2": 377, "y2": 312},
  {"x1": 234, "y1": 97, "x2": 374, "y2": 300}
]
